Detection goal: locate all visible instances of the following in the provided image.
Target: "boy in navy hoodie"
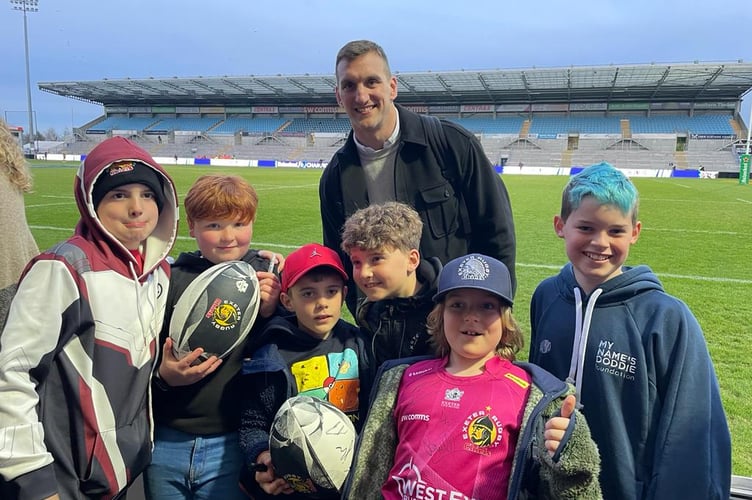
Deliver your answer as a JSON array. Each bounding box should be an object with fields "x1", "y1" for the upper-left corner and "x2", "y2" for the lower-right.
[{"x1": 528, "y1": 162, "x2": 731, "y2": 500}]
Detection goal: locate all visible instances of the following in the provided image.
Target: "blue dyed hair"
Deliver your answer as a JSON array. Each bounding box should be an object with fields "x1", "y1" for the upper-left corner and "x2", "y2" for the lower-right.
[{"x1": 560, "y1": 162, "x2": 639, "y2": 222}]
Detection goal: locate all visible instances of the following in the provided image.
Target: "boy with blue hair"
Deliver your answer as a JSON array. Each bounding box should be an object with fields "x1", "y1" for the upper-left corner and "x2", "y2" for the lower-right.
[{"x1": 528, "y1": 162, "x2": 731, "y2": 499}]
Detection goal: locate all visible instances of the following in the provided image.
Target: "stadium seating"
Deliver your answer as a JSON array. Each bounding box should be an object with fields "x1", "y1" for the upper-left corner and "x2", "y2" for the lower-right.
[
  {"x1": 69, "y1": 111, "x2": 744, "y2": 172},
  {"x1": 146, "y1": 117, "x2": 221, "y2": 132},
  {"x1": 628, "y1": 114, "x2": 734, "y2": 135},
  {"x1": 450, "y1": 117, "x2": 525, "y2": 134},
  {"x1": 528, "y1": 116, "x2": 623, "y2": 135},
  {"x1": 283, "y1": 118, "x2": 351, "y2": 134},
  {"x1": 88, "y1": 116, "x2": 158, "y2": 132},
  {"x1": 212, "y1": 117, "x2": 288, "y2": 134}
]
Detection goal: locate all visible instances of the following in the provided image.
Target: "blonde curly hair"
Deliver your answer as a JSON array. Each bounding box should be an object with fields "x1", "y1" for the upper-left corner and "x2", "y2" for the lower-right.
[{"x1": 0, "y1": 119, "x2": 33, "y2": 192}]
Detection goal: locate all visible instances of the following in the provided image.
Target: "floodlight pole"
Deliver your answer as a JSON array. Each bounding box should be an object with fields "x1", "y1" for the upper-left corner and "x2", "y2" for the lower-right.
[{"x1": 10, "y1": 0, "x2": 39, "y2": 156}]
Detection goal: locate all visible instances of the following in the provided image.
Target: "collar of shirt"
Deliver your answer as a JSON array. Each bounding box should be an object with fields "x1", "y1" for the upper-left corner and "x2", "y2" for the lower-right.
[{"x1": 354, "y1": 107, "x2": 401, "y2": 153}]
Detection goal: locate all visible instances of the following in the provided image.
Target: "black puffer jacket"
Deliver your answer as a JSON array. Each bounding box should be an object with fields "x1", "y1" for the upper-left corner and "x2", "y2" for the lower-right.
[{"x1": 355, "y1": 257, "x2": 441, "y2": 367}]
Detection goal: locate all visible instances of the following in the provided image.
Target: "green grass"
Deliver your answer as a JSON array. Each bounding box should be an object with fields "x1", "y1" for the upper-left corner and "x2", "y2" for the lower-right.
[{"x1": 24, "y1": 162, "x2": 752, "y2": 475}]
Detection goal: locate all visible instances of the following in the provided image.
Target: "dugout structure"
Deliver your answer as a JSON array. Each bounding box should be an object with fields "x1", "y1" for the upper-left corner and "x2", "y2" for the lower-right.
[{"x1": 39, "y1": 61, "x2": 752, "y2": 172}]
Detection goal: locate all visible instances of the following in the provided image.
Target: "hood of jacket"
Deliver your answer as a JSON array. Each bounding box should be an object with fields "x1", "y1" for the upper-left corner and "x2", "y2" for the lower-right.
[
  {"x1": 554, "y1": 262, "x2": 664, "y2": 304},
  {"x1": 547, "y1": 262, "x2": 664, "y2": 400},
  {"x1": 73, "y1": 137, "x2": 179, "y2": 280}
]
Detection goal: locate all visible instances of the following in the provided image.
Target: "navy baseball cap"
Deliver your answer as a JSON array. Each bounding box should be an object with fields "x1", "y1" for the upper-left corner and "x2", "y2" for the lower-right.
[{"x1": 433, "y1": 254, "x2": 513, "y2": 305}]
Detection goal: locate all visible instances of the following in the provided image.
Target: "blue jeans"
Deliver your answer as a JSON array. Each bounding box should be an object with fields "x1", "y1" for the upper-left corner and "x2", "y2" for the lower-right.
[{"x1": 143, "y1": 426, "x2": 246, "y2": 500}]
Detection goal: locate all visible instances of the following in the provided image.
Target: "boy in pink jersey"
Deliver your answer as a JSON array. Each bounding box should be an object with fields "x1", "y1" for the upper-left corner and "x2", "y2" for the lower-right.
[{"x1": 343, "y1": 254, "x2": 601, "y2": 499}]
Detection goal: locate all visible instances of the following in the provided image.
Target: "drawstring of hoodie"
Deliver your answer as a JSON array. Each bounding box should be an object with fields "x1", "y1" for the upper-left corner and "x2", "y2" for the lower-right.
[
  {"x1": 129, "y1": 257, "x2": 161, "y2": 446},
  {"x1": 566, "y1": 287, "x2": 603, "y2": 405},
  {"x1": 128, "y1": 259, "x2": 154, "y2": 352}
]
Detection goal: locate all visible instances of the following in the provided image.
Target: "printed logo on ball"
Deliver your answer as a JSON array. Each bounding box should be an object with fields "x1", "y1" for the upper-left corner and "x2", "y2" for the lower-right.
[{"x1": 205, "y1": 297, "x2": 241, "y2": 331}]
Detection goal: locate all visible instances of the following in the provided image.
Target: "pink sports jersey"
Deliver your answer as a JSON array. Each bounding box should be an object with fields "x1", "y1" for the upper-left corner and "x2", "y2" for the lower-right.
[{"x1": 382, "y1": 356, "x2": 532, "y2": 499}]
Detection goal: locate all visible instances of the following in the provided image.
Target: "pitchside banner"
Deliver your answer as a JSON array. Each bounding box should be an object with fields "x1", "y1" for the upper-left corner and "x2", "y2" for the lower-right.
[{"x1": 740, "y1": 154, "x2": 750, "y2": 185}]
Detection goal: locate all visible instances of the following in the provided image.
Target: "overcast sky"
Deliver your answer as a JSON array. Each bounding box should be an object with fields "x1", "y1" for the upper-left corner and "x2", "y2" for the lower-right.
[{"x1": 1, "y1": 0, "x2": 751, "y2": 134}]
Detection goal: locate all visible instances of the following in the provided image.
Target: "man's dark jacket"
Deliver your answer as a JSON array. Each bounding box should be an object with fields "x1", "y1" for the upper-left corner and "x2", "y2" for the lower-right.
[{"x1": 319, "y1": 104, "x2": 516, "y2": 313}]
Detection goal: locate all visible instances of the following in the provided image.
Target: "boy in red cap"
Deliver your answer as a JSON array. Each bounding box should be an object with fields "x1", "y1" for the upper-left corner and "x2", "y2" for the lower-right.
[
  {"x1": 0, "y1": 136, "x2": 178, "y2": 499},
  {"x1": 238, "y1": 243, "x2": 372, "y2": 499}
]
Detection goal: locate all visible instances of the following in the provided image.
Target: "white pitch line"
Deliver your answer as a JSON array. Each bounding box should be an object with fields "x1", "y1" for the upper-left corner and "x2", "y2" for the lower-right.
[
  {"x1": 645, "y1": 227, "x2": 740, "y2": 235},
  {"x1": 253, "y1": 184, "x2": 319, "y2": 191},
  {"x1": 641, "y1": 198, "x2": 746, "y2": 205},
  {"x1": 515, "y1": 263, "x2": 752, "y2": 285},
  {"x1": 28, "y1": 226, "x2": 752, "y2": 284},
  {"x1": 737, "y1": 198, "x2": 752, "y2": 204},
  {"x1": 26, "y1": 202, "x2": 77, "y2": 208}
]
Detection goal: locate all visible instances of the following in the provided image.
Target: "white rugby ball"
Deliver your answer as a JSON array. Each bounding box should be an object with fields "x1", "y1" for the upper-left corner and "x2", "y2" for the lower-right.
[
  {"x1": 169, "y1": 260, "x2": 260, "y2": 361},
  {"x1": 269, "y1": 395, "x2": 356, "y2": 497}
]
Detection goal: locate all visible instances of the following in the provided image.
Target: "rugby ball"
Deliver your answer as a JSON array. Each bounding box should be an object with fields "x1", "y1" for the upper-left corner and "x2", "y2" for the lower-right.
[
  {"x1": 269, "y1": 395, "x2": 356, "y2": 497},
  {"x1": 169, "y1": 260, "x2": 260, "y2": 361}
]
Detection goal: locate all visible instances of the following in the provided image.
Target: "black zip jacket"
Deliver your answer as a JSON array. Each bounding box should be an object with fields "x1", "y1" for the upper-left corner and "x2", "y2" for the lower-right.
[{"x1": 355, "y1": 257, "x2": 441, "y2": 367}]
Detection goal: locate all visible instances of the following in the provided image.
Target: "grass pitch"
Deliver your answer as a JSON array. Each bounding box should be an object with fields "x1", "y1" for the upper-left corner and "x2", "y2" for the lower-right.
[{"x1": 23, "y1": 162, "x2": 752, "y2": 475}]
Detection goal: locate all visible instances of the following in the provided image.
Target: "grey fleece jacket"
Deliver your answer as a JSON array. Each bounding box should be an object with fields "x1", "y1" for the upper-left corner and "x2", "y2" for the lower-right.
[{"x1": 343, "y1": 356, "x2": 602, "y2": 499}]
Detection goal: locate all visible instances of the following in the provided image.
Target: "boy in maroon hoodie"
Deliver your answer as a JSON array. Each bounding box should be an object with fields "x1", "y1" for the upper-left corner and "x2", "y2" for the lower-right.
[{"x1": 0, "y1": 137, "x2": 178, "y2": 499}]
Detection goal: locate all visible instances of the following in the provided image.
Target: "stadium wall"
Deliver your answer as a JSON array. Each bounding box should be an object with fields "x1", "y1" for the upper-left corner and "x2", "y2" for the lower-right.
[{"x1": 40, "y1": 152, "x2": 731, "y2": 180}]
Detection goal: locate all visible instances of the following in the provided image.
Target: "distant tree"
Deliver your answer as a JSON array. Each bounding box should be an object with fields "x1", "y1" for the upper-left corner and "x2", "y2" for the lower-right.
[{"x1": 43, "y1": 127, "x2": 59, "y2": 141}]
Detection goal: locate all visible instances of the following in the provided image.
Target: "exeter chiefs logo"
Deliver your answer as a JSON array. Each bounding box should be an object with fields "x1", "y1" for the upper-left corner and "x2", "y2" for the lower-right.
[
  {"x1": 462, "y1": 409, "x2": 502, "y2": 453},
  {"x1": 206, "y1": 298, "x2": 241, "y2": 331},
  {"x1": 282, "y1": 474, "x2": 316, "y2": 493},
  {"x1": 457, "y1": 255, "x2": 490, "y2": 281}
]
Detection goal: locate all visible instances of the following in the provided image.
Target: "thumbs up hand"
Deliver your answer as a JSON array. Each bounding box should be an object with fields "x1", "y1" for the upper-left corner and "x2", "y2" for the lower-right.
[{"x1": 544, "y1": 394, "x2": 577, "y2": 457}]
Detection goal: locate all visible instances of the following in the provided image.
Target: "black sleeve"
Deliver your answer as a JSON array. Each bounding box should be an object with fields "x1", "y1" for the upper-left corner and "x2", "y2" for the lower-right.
[{"x1": 238, "y1": 370, "x2": 287, "y2": 470}]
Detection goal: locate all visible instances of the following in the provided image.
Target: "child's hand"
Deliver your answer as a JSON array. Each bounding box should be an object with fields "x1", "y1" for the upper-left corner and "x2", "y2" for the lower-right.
[
  {"x1": 544, "y1": 394, "x2": 576, "y2": 457},
  {"x1": 158, "y1": 337, "x2": 222, "y2": 386},
  {"x1": 255, "y1": 450, "x2": 293, "y2": 495},
  {"x1": 258, "y1": 250, "x2": 285, "y2": 273},
  {"x1": 255, "y1": 270, "x2": 281, "y2": 318},
  {"x1": 257, "y1": 251, "x2": 284, "y2": 318}
]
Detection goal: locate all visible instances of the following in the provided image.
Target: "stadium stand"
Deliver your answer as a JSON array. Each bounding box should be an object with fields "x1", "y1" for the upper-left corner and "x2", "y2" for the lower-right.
[
  {"x1": 529, "y1": 115, "x2": 623, "y2": 135},
  {"x1": 284, "y1": 117, "x2": 351, "y2": 134},
  {"x1": 452, "y1": 116, "x2": 525, "y2": 134},
  {"x1": 38, "y1": 61, "x2": 752, "y2": 173},
  {"x1": 145, "y1": 117, "x2": 222, "y2": 132},
  {"x1": 211, "y1": 117, "x2": 287, "y2": 134},
  {"x1": 87, "y1": 116, "x2": 159, "y2": 132}
]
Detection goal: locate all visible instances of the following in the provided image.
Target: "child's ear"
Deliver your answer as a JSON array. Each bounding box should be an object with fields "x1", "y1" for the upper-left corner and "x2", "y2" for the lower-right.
[
  {"x1": 630, "y1": 220, "x2": 642, "y2": 244},
  {"x1": 408, "y1": 248, "x2": 420, "y2": 271},
  {"x1": 187, "y1": 221, "x2": 196, "y2": 238},
  {"x1": 280, "y1": 292, "x2": 295, "y2": 312},
  {"x1": 553, "y1": 215, "x2": 565, "y2": 238}
]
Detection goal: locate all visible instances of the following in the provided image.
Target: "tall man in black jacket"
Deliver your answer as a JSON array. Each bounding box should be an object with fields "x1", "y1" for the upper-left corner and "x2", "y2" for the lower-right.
[{"x1": 320, "y1": 39, "x2": 517, "y2": 314}]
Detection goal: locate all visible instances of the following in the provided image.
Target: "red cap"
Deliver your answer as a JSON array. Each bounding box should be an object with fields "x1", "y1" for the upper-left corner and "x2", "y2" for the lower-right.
[{"x1": 281, "y1": 243, "x2": 348, "y2": 293}]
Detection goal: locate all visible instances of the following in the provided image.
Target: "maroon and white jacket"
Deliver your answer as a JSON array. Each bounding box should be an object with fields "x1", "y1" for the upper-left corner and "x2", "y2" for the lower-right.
[{"x1": 0, "y1": 138, "x2": 178, "y2": 499}]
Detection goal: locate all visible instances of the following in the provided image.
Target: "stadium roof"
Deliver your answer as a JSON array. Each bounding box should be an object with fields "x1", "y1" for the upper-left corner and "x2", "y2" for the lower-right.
[{"x1": 39, "y1": 61, "x2": 752, "y2": 108}]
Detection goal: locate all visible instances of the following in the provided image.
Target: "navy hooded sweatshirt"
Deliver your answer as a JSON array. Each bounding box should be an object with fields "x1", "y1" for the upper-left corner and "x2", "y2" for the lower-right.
[{"x1": 528, "y1": 263, "x2": 731, "y2": 500}]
